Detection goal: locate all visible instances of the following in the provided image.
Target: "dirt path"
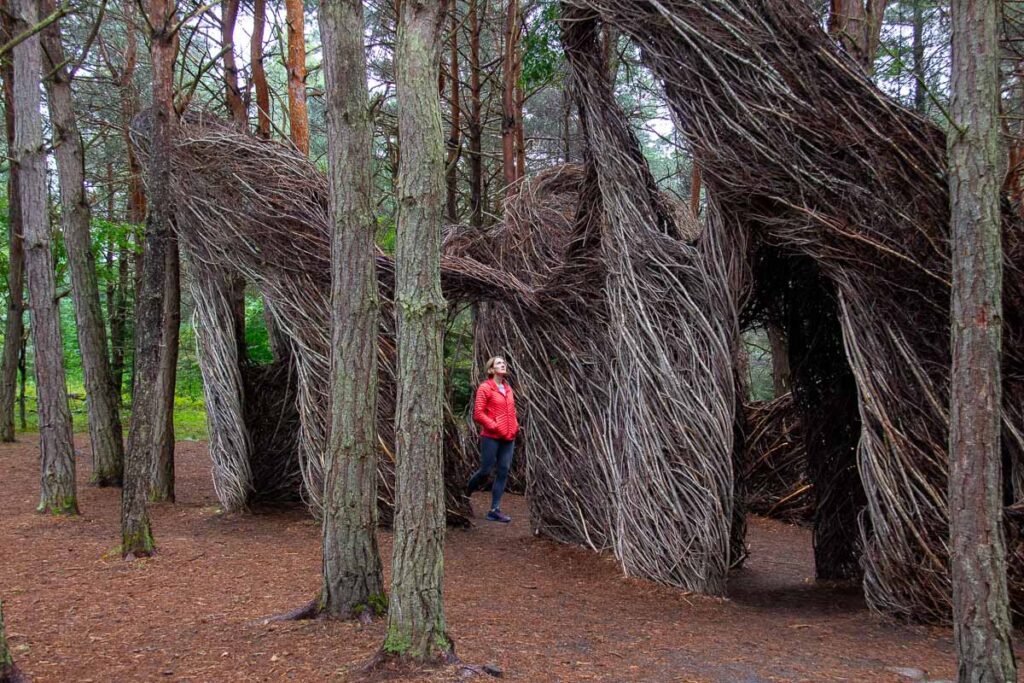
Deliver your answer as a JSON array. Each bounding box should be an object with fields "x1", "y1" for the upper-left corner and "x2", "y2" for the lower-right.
[{"x1": 0, "y1": 437, "x2": 999, "y2": 681}]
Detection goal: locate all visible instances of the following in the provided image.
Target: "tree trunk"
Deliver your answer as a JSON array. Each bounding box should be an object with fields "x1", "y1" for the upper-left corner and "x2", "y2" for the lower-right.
[
  {"x1": 0, "y1": 20, "x2": 24, "y2": 444},
  {"x1": 150, "y1": 234, "x2": 179, "y2": 502},
  {"x1": 689, "y1": 162, "x2": 701, "y2": 218},
  {"x1": 221, "y1": 0, "x2": 246, "y2": 125},
  {"x1": 468, "y1": 0, "x2": 483, "y2": 227},
  {"x1": 501, "y1": 0, "x2": 519, "y2": 194},
  {"x1": 123, "y1": 0, "x2": 176, "y2": 557},
  {"x1": 216, "y1": 1, "x2": 249, "y2": 363},
  {"x1": 381, "y1": 0, "x2": 452, "y2": 662},
  {"x1": 0, "y1": 599, "x2": 26, "y2": 683},
  {"x1": 912, "y1": 0, "x2": 926, "y2": 114},
  {"x1": 103, "y1": 231, "x2": 115, "y2": 392},
  {"x1": 12, "y1": 0, "x2": 77, "y2": 516},
  {"x1": 767, "y1": 323, "x2": 791, "y2": 397},
  {"x1": 562, "y1": 83, "x2": 571, "y2": 162},
  {"x1": 948, "y1": 0, "x2": 1017, "y2": 680},
  {"x1": 117, "y1": 0, "x2": 141, "y2": 405},
  {"x1": 445, "y1": 0, "x2": 461, "y2": 223},
  {"x1": 318, "y1": 0, "x2": 386, "y2": 620},
  {"x1": 110, "y1": 242, "x2": 129, "y2": 400},
  {"x1": 515, "y1": 79, "x2": 526, "y2": 180},
  {"x1": 40, "y1": 0, "x2": 125, "y2": 487},
  {"x1": 118, "y1": 0, "x2": 145, "y2": 223},
  {"x1": 17, "y1": 337, "x2": 26, "y2": 431},
  {"x1": 251, "y1": 0, "x2": 270, "y2": 138},
  {"x1": 827, "y1": 0, "x2": 888, "y2": 75},
  {"x1": 117, "y1": 0, "x2": 142, "y2": 401},
  {"x1": 106, "y1": 164, "x2": 115, "y2": 221},
  {"x1": 285, "y1": 0, "x2": 309, "y2": 155}
]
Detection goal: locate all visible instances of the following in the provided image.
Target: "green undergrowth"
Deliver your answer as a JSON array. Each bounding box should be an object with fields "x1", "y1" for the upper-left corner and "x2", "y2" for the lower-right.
[{"x1": 13, "y1": 381, "x2": 208, "y2": 441}]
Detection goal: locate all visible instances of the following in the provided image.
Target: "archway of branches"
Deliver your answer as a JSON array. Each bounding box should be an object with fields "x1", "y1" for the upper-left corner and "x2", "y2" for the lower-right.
[
  {"x1": 151, "y1": 0, "x2": 1024, "y2": 624},
  {"x1": 547, "y1": 0, "x2": 1024, "y2": 623}
]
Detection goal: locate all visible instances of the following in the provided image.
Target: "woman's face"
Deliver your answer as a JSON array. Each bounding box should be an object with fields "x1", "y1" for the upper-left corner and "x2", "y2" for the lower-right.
[{"x1": 492, "y1": 358, "x2": 508, "y2": 377}]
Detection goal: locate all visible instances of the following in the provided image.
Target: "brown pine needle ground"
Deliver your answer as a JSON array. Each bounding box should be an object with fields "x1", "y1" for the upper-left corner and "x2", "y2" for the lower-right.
[{"x1": 0, "y1": 438, "x2": 995, "y2": 681}]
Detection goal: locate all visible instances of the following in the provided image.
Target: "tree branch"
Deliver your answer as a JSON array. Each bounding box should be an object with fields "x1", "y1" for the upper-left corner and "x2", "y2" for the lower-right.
[{"x1": 0, "y1": 2, "x2": 72, "y2": 59}]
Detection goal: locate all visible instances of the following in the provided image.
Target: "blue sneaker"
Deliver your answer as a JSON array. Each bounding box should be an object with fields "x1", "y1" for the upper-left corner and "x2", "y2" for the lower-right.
[{"x1": 486, "y1": 508, "x2": 511, "y2": 523}]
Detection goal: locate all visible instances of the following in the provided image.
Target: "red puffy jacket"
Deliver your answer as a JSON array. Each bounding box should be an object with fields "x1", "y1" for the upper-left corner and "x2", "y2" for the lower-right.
[{"x1": 473, "y1": 379, "x2": 519, "y2": 440}]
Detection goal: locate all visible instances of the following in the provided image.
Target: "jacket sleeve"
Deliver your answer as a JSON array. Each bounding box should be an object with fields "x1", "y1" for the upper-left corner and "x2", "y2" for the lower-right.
[
  {"x1": 505, "y1": 393, "x2": 519, "y2": 438},
  {"x1": 473, "y1": 384, "x2": 498, "y2": 432}
]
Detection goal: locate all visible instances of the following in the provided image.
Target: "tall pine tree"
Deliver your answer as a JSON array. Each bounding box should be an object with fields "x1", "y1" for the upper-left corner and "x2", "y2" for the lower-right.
[
  {"x1": 948, "y1": 0, "x2": 1017, "y2": 679},
  {"x1": 318, "y1": 0, "x2": 386, "y2": 620},
  {"x1": 12, "y1": 0, "x2": 77, "y2": 515},
  {"x1": 380, "y1": 0, "x2": 454, "y2": 663}
]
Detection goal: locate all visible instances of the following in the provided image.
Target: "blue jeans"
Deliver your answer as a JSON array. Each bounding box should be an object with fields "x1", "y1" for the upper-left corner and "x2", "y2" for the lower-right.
[{"x1": 467, "y1": 436, "x2": 515, "y2": 511}]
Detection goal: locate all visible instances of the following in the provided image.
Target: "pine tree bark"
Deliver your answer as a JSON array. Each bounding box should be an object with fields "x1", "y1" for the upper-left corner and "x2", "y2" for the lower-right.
[
  {"x1": 40, "y1": 0, "x2": 125, "y2": 487},
  {"x1": 17, "y1": 339, "x2": 26, "y2": 430},
  {"x1": 251, "y1": 0, "x2": 270, "y2": 138},
  {"x1": 561, "y1": 84, "x2": 571, "y2": 162},
  {"x1": 110, "y1": 242, "x2": 129, "y2": 399},
  {"x1": 123, "y1": 0, "x2": 176, "y2": 557},
  {"x1": 381, "y1": 0, "x2": 453, "y2": 662},
  {"x1": 827, "y1": 0, "x2": 888, "y2": 75},
  {"x1": 217, "y1": 0, "x2": 248, "y2": 362},
  {"x1": 221, "y1": 0, "x2": 246, "y2": 125},
  {"x1": 467, "y1": 0, "x2": 483, "y2": 227},
  {"x1": 12, "y1": 0, "x2": 77, "y2": 515},
  {"x1": 501, "y1": 0, "x2": 519, "y2": 193},
  {"x1": 150, "y1": 234, "x2": 179, "y2": 502},
  {"x1": 318, "y1": 0, "x2": 386, "y2": 620},
  {"x1": 118, "y1": 0, "x2": 145, "y2": 226},
  {"x1": 767, "y1": 323, "x2": 791, "y2": 397},
  {"x1": 445, "y1": 0, "x2": 461, "y2": 223},
  {"x1": 948, "y1": 0, "x2": 1017, "y2": 680},
  {"x1": 911, "y1": 0, "x2": 926, "y2": 114},
  {"x1": 285, "y1": 0, "x2": 309, "y2": 155},
  {"x1": 0, "y1": 20, "x2": 24, "y2": 444},
  {"x1": 515, "y1": 79, "x2": 526, "y2": 180},
  {"x1": 115, "y1": 0, "x2": 142, "y2": 401}
]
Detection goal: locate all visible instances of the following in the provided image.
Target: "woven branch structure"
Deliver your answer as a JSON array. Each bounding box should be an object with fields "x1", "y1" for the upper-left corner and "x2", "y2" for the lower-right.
[
  {"x1": 741, "y1": 395, "x2": 812, "y2": 524},
  {"x1": 449, "y1": 12, "x2": 742, "y2": 595},
  {"x1": 131, "y1": 0, "x2": 1024, "y2": 623},
  {"x1": 129, "y1": 113, "x2": 532, "y2": 522},
  {"x1": 558, "y1": 0, "x2": 1024, "y2": 621}
]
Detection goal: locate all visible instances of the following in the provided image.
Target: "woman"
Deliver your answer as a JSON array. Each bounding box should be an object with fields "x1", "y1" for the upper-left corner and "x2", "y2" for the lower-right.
[{"x1": 467, "y1": 356, "x2": 519, "y2": 523}]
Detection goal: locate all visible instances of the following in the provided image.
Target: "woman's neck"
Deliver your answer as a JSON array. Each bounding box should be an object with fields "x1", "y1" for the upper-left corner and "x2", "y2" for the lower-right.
[{"x1": 493, "y1": 376, "x2": 504, "y2": 386}]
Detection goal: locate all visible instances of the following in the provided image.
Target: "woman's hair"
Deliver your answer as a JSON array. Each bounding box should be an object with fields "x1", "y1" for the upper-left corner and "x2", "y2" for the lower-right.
[{"x1": 484, "y1": 356, "x2": 506, "y2": 378}]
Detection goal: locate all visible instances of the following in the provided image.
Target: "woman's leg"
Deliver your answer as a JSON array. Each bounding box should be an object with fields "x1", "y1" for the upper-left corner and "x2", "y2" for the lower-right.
[
  {"x1": 490, "y1": 439, "x2": 515, "y2": 511},
  {"x1": 467, "y1": 436, "x2": 499, "y2": 493}
]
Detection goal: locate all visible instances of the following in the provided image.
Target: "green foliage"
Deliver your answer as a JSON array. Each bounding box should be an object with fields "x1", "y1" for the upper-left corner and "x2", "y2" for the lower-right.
[
  {"x1": 171, "y1": 395, "x2": 209, "y2": 441},
  {"x1": 444, "y1": 307, "x2": 475, "y2": 414},
  {"x1": 376, "y1": 215, "x2": 396, "y2": 254},
  {"x1": 244, "y1": 294, "x2": 275, "y2": 365},
  {"x1": 521, "y1": 2, "x2": 562, "y2": 92},
  {"x1": 743, "y1": 328, "x2": 775, "y2": 402},
  {"x1": 90, "y1": 217, "x2": 141, "y2": 288},
  {"x1": 382, "y1": 628, "x2": 412, "y2": 655},
  {"x1": 368, "y1": 592, "x2": 389, "y2": 617},
  {"x1": 13, "y1": 379, "x2": 208, "y2": 440}
]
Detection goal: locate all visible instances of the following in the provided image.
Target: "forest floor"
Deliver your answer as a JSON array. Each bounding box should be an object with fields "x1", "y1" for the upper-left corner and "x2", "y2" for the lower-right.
[{"x1": 0, "y1": 437, "x2": 1009, "y2": 682}]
